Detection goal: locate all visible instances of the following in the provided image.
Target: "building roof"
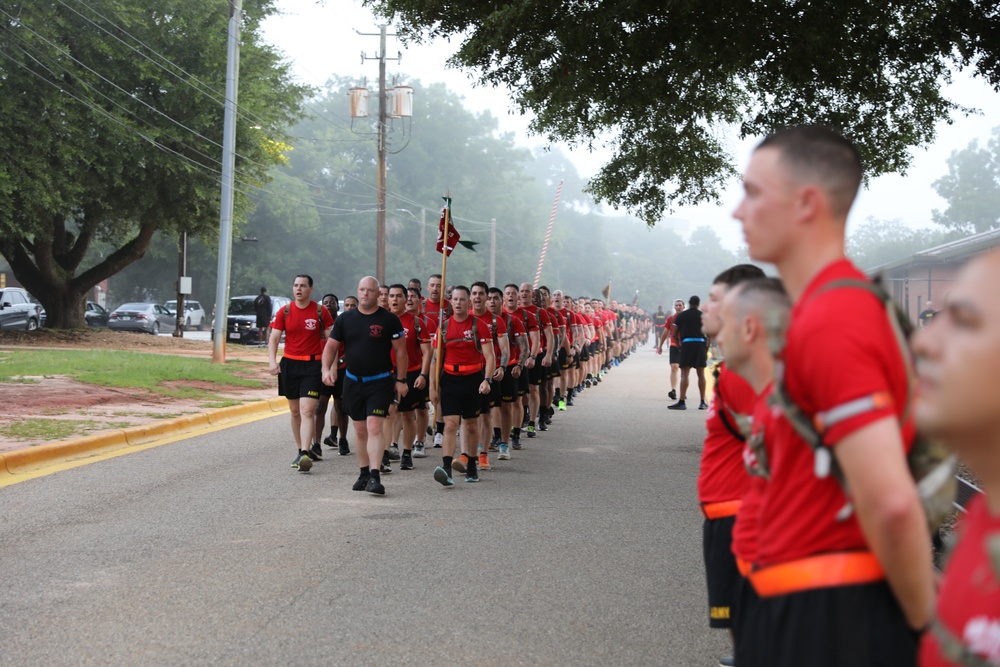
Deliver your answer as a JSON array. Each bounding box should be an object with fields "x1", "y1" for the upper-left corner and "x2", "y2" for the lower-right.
[{"x1": 866, "y1": 227, "x2": 1000, "y2": 275}]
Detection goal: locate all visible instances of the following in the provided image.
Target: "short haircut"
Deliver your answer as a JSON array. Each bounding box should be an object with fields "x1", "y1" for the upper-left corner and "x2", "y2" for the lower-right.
[
  {"x1": 407, "y1": 287, "x2": 422, "y2": 299},
  {"x1": 322, "y1": 293, "x2": 337, "y2": 302},
  {"x1": 388, "y1": 283, "x2": 407, "y2": 295},
  {"x1": 689, "y1": 295, "x2": 700, "y2": 308},
  {"x1": 430, "y1": 274, "x2": 442, "y2": 281},
  {"x1": 408, "y1": 278, "x2": 422, "y2": 289},
  {"x1": 487, "y1": 287, "x2": 503, "y2": 298},
  {"x1": 757, "y1": 125, "x2": 863, "y2": 218},
  {"x1": 451, "y1": 285, "x2": 470, "y2": 297},
  {"x1": 344, "y1": 296, "x2": 359, "y2": 305},
  {"x1": 260, "y1": 286, "x2": 267, "y2": 294},
  {"x1": 294, "y1": 274, "x2": 313, "y2": 287},
  {"x1": 504, "y1": 283, "x2": 519, "y2": 292},
  {"x1": 713, "y1": 264, "x2": 767, "y2": 289},
  {"x1": 471, "y1": 280, "x2": 489, "y2": 293},
  {"x1": 731, "y1": 278, "x2": 791, "y2": 331}
]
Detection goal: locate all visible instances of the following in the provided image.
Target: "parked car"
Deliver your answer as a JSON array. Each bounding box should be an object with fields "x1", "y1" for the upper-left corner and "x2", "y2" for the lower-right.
[
  {"x1": 0, "y1": 287, "x2": 43, "y2": 331},
  {"x1": 211, "y1": 295, "x2": 291, "y2": 345},
  {"x1": 85, "y1": 301, "x2": 110, "y2": 328},
  {"x1": 108, "y1": 302, "x2": 175, "y2": 335},
  {"x1": 164, "y1": 299, "x2": 207, "y2": 330}
]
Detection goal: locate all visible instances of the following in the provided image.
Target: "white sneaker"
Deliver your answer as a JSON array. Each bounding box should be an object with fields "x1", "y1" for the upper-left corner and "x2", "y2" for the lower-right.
[
  {"x1": 412, "y1": 442, "x2": 427, "y2": 458},
  {"x1": 498, "y1": 443, "x2": 511, "y2": 460},
  {"x1": 433, "y1": 433, "x2": 443, "y2": 447}
]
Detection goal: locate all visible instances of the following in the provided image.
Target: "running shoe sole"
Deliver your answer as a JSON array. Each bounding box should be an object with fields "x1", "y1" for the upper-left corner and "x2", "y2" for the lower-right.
[{"x1": 433, "y1": 467, "x2": 455, "y2": 487}]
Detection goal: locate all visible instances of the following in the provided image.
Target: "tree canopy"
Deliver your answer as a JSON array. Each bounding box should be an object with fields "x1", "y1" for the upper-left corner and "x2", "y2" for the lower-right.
[
  {"x1": 932, "y1": 126, "x2": 1000, "y2": 234},
  {"x1": 369, "y1": 0, "x2": 1000, "y2": 224},
  {"x1": 0, "y1": 0, "x2": 309, "y2": 327}
]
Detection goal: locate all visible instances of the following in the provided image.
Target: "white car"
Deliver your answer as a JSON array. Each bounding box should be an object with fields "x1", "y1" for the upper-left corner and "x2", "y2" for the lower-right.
[{"x1": 164, "y1": 299, "x2": 207, "y2": 330}]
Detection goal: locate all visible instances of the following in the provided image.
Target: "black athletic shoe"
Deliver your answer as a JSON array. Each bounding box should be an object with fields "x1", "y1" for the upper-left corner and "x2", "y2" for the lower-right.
[
  {"x1": 338, "y1": 438, "x2": 351, "y2": 456},
  {"x1": 308, "y1": 443, "x2": 323, "y2": 461},
  {"x1": 323, "y1": 434, "x2": 336, "y2": 448},
  {"x1": 365, "y1": 476, "x2": 386, "y2": 495},
  {"x1": 352, "y1": 473, "x2": 370, "y2": 491},
  {"x1": 538, "y1": 420, "x2": 548, "y2": 432},
  {"x1": 668, "y1": 400, "x2": 687, "y2": 410},
  {"x1": 668, "y1": 389, "x2": 677, "y2": 400},
  {"x1": 400, "y1": 454, "x2": 414, "y2": 470},
  {"x1": 699, "y1": 400, "x2": 709, "y2": 410}
]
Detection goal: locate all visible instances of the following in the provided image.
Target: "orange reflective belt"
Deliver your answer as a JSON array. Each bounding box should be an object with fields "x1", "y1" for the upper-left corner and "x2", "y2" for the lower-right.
[
  {"x1": 445, "y1": 363, "x2": 483, "y2": 374},
  {"x1": 736, "y1": 557, "x2": 753, "y2": 578},
  {"x1": 701, "y1": 499, "x2": 742, "y2": 519},
  {"x1": 283, "y1": 353, "x2": 320, "y2": 362},
  {"x1": 748, "y1": 552, "x2": 884, "y2": 598}
]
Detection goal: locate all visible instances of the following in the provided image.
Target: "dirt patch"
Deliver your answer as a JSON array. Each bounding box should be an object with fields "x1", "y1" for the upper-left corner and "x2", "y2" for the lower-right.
[{"x1": 0, "y1": 330, "x2": 278, "y2": 453}]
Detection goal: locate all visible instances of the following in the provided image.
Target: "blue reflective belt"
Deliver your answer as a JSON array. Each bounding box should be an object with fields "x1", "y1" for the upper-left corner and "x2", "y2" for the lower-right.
[
  {"x1": 344, "y1": 370, "x2": 392, "y2": 383},
  {"x1": 682, "y1": 337, "x2": 706, "y2": 343}
]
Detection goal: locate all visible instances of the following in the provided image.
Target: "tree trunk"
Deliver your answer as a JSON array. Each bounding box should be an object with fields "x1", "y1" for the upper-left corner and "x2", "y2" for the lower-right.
[{"x1": 45, "y1": 290, "x2": 89, "y2": 329}]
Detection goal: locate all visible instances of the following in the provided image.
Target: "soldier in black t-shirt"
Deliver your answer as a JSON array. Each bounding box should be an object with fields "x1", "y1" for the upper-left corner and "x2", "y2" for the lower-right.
[
  {"x1": 668, "y1": 295, "x2": 709, "y2": 410},
  {"x1": 254, "y1": 286, "x2": 272, "y2": 346},
  {"x1": 322, "y1": 276, "x2": 407, "y2": 496}
]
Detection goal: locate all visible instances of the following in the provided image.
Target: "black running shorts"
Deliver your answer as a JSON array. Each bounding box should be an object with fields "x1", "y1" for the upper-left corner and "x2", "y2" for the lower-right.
[
  {"x1": 558, "y1": 347, "x2": 569, "y2": 370},
  {"x1": 702, "y1": 516, "x2": 739, "y2": 629},
  {"x1": 679, "y1": 341, "x2": 708, "y2": 368},
  {"x1": 440, "y1": 372, "x2": 484, "y2": 419},
  {"x1": 732, "y1": 575, "x2": 764, "y2": 667},
  {"x1": 342, "y1": 375, "x2": 394, "y2": 421},
  {"x1": 516, "y1": 365, "x2": 529, "y2": 397},
  {"x1": 396, "y1": 369, "x2": 426, "y2": 413},
  {"x1": 501, "y1": 365, "x2": 518, "y2": 403},
  {"x1": 739, "y1": 581, "x2": 918, "y2": 667},
  {"x1": 669, "y1": 345, "x2": 681, "y2": 365},
  {"x1": 278, "y1": 358, "x2": 323, "y2": 400},
  {"x1": 529, "y1": 353, "x2": 546, "y2": 385}
]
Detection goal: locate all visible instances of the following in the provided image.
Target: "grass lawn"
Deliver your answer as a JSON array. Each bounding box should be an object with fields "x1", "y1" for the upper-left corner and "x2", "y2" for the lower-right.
[{"x1": 0, "y1": 349, "x2": 265, "y2": 399}]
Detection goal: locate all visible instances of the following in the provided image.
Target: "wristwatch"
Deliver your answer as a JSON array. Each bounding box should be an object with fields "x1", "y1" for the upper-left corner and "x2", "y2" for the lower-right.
[{"x1": 395, "y1": 378, "x2": 406, "y2": 384}]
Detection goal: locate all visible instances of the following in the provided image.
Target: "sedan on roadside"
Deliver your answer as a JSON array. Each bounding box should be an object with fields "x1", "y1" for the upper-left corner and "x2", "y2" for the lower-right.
[
  {"x1": 108, "y1": 303, "x2": 175, "y2": 335},
  {"x1": 85, "y1": 301, "x2": 110, "y2": 327},
  {"x1": 0, "y1": 287, "x2": 43, "y2": 331}
]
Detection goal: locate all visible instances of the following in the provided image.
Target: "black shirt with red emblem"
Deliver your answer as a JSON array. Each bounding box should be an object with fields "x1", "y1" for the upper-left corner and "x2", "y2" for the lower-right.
[{"x1": 330, "y1": 307, "x2": 404, "y2": 377}]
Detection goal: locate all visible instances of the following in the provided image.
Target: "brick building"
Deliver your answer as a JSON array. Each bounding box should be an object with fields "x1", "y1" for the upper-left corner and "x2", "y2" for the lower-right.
[{"x1": 867, "y1": 227, "x2": 1000, "y2": 323}]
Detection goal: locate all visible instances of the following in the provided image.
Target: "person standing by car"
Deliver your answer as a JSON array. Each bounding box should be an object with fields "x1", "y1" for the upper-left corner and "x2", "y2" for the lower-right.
[
  {"x1": 254, "y1": 286, "x2": 272, "y2": 347},
  {"x1": 268, "y1": 275, "x2": 333, "y2": 473}
]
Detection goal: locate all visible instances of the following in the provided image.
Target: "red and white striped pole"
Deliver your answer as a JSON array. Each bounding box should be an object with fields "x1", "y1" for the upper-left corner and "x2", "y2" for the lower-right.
[{"x1": 534, "y1": 179, "x2": 563, "y2": 288}]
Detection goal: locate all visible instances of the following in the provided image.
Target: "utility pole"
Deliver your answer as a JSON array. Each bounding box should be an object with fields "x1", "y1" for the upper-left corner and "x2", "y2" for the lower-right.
[
  {"x1": 211, "y1": 0, "x2": 242, "y2": 363},
  {"x1": 360, "y1": 25, "x2": 400, "y2": 285}
]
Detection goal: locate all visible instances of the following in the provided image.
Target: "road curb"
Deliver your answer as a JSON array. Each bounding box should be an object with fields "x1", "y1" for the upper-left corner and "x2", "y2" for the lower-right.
[{"x1": 0, "y1": 399, "x2": 288, "y2": 477}]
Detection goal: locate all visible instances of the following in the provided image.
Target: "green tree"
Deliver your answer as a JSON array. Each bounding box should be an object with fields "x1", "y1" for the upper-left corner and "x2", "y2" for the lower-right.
[
  {"x1": 0, "y1": 0, "x2": 309, "y2": 327},
  {"x1": 847, "y1": 218, "x2": 960, "y2": 270},
  {"x1": 370, "y1": 0, "x2": 997, "y2": 223},
  {"x1": 932, "y1": 127, "x2": 1000, "y2": 234}
]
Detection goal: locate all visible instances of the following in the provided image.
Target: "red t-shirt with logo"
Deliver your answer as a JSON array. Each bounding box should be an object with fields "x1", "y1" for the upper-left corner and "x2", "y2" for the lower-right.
[
  {"x1": 474, "y1": 311, "x2": 507, "y2": 369},
  {"x1": 502, "y1": 311, "x2": 527, "y2": 366},
  {"x1": 526, "y1": 305, "x2": 551, "y2": 352},
  {"x1": 756, "y1": 259, "x2": 915, "y2": 567},
  {"x1": 392, "y1": 311, "x2": 430, "y2": 371},
  {"x1": 431, "y1": 315, "x2": 491, "y2": 372},
  {"x1": 732, "y1": 385, "x2": 774, "y2": 564},
  {"x1": 270, "y1": 300, "x2": 333, "y2": 359},
  {"x1": 697, "y1": 363, "x2": 756, "y2": 504},
  {"x1": 919, "y1": 494, "x2": 1000, "y2": 666}
]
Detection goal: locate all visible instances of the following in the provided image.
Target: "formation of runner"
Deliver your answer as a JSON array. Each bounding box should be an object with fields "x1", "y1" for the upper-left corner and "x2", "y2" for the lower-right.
[
  {"x1": 268, "y1": 270, "x2": 650, "y2": 495},
  {"x1": 691, "y1": 125, "x2": 996, "y2": 667}
]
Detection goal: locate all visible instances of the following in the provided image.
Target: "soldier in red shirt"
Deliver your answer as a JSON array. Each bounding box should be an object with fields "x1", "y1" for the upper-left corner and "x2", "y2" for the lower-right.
[
  {"x1": 715, "y1": 277, "x2": 789, "y2": 666},
  {"x1": 693, "y1": 263, "x2": 765, "y2": 664},
  {"x1": 471, "y1": 281, "x2": 508, "y2": 472},
  {"x1": 429, "y1": 285, "x2": 494, "y2": 485},
  {"x1": 505, "y1": 283, "x2": 539, "y2": 450},
  {"x1": 519, "y1": 281, "x2": 553, "y2": 438},
  {"x1": 733, "y1": 126, "x2": 933, "y2": 666},
  {"x1": 491, "y1": 286, "x2": 526, "y2": 460},
  {"x1": 912, "y1": 250, "x2": 1000, "y2": 667},
  {"x1": 268, "y1": 274, "x2": 334, "y2": 473},
  {"x1": 386, "y1": 284, "x2": 431, "y2": 471}
]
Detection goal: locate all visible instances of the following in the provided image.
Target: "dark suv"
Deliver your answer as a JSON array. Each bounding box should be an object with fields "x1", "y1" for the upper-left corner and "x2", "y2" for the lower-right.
[
  {"x1": 214, "y1": 294, "x2": 291, "y2": 345},
  {"x1": 0, "y1": 287, "x2": 43, "y2": 330}
]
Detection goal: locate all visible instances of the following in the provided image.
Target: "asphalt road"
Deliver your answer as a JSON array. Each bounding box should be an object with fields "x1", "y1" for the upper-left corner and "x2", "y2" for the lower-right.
[{"x1": 0, "y1": 346, "x2": 727, "y2": 666}]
